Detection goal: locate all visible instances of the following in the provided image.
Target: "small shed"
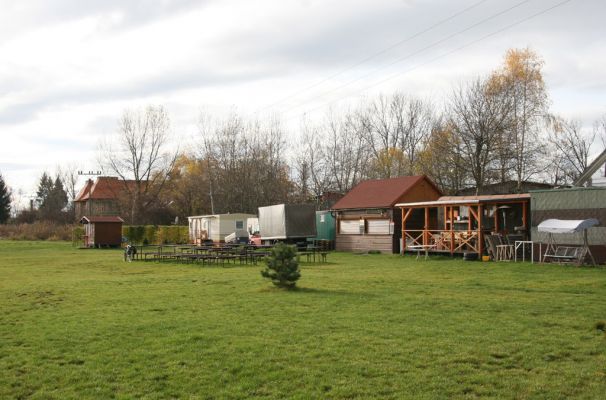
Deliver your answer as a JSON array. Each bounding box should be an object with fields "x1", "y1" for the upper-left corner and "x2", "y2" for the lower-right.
[
  {"x1": 332, "y1": 175, "x2": 442, "y2": 253},
  {"x1": 79, "y1": 216, "x2": 124, "y2": 248},
  {"x1": 187, "y1": 213, "x2": 256, "y2": 244}
]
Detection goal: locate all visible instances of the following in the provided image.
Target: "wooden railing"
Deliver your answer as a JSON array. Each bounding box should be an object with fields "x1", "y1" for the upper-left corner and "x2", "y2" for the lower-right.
[{"x1": 403, "y1": 230, "x2": 480, "y2": 253}]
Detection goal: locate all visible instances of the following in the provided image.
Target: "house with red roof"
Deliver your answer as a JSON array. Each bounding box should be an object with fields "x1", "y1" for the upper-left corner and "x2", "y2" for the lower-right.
[
  {"x1": 331, "y1": 175, "x2": 441, "y2": 253},
  {"x1": 74, "y1": 177, "x2": 137, "y2": 221}
]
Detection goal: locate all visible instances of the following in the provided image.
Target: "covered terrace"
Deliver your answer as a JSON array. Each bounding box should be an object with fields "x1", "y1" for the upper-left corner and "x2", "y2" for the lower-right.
[{"x1": 395, "y1": 194, "x2": 530, "y2": 257}]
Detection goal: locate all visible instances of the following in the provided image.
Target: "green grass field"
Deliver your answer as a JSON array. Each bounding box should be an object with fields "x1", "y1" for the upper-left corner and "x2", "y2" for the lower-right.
[{"x1": 1, "y1": 241, "x2": 605, "y2": 399}]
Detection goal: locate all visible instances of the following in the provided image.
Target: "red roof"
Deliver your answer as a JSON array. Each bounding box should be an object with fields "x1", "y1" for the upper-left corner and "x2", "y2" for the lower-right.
[
  {"x1": 80, "y1": 216, "x2": 124, "y2": 223},
  {"x1": 332, "y1": 175, "x2": 440, "y2": 210},
  {"x1": 74, "y1": 177, "x2": 137, "y2": 202}
]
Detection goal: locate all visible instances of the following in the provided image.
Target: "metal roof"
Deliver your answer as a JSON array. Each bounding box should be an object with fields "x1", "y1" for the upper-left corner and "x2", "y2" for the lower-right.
[{"x1": 396, "y1": 193, "x2": 530, "y2": 208}]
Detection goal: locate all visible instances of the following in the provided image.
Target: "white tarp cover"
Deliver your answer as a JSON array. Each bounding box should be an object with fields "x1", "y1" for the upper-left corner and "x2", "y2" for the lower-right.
[
  {"x1": 537, "y1": 218, "x2": 599, "y2": 234},
  {"x1": 259, "y1": 204, "x2": 316, "y2": 239}
]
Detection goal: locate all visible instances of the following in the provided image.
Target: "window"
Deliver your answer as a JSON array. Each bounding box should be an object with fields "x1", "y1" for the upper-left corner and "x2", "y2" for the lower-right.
[
  {"x1": 340, "y1": 220, "x2": 361, "y2": 234},
  {"x1": 367, "y1": 219, "x2": 391, "y2": 235},
  {"x1": 235, "y1": 220, "x2": 244, "y2": 230}
]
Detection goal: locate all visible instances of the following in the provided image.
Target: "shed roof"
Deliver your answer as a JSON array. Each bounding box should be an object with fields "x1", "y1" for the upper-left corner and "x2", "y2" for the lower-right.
[
  {"x1": 396, "y1": 193, "x2": 530, "y2": 208},
  {"x1": 74, "y1": 177, "x2": 137, "y2": 202},
  {"x1": 332, "y1": 175, "x2": 440, "y2": 210},
  {"x1": 80, "y1": 216, "x2": 124, "y2": 223}
]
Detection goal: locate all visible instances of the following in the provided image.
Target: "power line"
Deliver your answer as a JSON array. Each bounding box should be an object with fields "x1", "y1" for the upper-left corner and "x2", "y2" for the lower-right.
[
  {"x1": 286, "y1": 0, "x2": 574, "y2": 122},
  {"x1": 280, "y1": 0, "x2": 532, "y2": 115},
  {"x1": 255, "y1": 0, "x2": 492, "y2": 114}
]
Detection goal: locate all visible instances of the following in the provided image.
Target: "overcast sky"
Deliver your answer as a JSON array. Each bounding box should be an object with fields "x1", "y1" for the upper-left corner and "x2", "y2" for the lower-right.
[{"x1": 1, "y1": 0, "x2": 604, "y2": 204}]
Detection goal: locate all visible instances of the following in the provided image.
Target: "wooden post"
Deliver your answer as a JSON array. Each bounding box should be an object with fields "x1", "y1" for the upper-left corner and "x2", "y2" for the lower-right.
[
  {"x1": 522, "y1": 201, "x2": 528, "y2": 233},
  {"x1": 449, "y1": 206, "x2": 454, "y2": 254},
  {"x1": 424, "y1": 207, "x2": 429, "y2": 246},
  {"x1": 494, "y1": 203, "x2": 499, "y2": 233},
  {"x1": 478, "y1": 204, "x2": 483, "y2": 257}
]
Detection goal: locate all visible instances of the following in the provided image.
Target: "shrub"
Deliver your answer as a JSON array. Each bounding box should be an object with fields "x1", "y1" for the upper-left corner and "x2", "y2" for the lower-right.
[
  {"x1": 261, "y1": 243, "x2": 300, "y2": 289},
  {"x1": 0, "y1": 222, "x2": 75, "y2": 241},
  {"x1": 122, "y1": 225, "x2": 189, "y2": 245}
]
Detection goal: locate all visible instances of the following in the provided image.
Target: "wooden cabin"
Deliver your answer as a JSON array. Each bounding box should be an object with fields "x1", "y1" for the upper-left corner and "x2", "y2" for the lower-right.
[
  {"x1": 80, "y1": 216, "x2": 124, "y2": 248},
  {"x1": 331, "y1": 176, "x2": 442, "y2": 253},
  {"x1": 396, "y1": 194, "x2": 530, "y2": 257}
]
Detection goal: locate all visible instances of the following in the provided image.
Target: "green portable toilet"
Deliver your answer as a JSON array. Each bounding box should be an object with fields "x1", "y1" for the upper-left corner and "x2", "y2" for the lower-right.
[{"x1": 315, "y1": 210, "x2": 336, "y2": 244}]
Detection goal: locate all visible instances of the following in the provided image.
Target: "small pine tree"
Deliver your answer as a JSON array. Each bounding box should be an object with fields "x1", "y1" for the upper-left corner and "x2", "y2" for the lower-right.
[
  {"x1": 261, "y1": 243, "x2": 301, "y2": 289},
  {"x1": 0, "y1": 173, "x2": 11, "y2": 223}
]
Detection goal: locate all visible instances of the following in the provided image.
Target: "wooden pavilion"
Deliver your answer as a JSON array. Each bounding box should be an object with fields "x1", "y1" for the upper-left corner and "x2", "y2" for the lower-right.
[{"x1": 395, "y1": 194, "x2": 530, "y2": 257}]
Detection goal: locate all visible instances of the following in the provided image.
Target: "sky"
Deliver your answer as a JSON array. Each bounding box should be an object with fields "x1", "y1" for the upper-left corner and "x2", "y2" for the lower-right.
[{"x1": 0, "y1": 0, "x2": 605, "y2": 206}]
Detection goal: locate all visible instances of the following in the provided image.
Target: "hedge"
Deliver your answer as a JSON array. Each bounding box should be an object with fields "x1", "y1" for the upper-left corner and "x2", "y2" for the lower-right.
[{"x1": 122, "y1": 225, "x2": 189, "y2": 245}]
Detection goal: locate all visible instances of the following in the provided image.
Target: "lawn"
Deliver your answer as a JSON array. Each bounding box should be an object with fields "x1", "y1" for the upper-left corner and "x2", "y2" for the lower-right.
[{"x1": 1, "y1": 241, "x2": 605, "y2": 399}]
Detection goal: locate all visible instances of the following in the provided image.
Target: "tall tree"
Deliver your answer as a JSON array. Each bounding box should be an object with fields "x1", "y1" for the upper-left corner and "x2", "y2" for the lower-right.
[
  {"x1": 488, "y1": 48, "x2": 549, "y2": 189},
  {"x1": 449, "y1": 77, "x2": 512, "y2": 193},
  {"x1": 199, "y1": 112, "x2": 294, "y2": 214},
  {"x1": 36, "y1": 173, "x2": 68, "y2": 222},
  {"x1": 547, "y1": 116, "x2": 596, "y2": 184},
  {"x1": 101, "y1": 105, "x2": 178, "y2": 224},
  {"x1": 0, "y1": 173, "x2": 11, "y2": 223},
  {"x1": 417, "y1": 121, "x2": 467, "y2": 194},
  {"x1": 358, "y1": 93, "x2": 433, "y2": 178}
]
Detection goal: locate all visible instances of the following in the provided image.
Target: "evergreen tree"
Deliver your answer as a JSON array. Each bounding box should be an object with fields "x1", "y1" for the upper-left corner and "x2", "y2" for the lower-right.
[
  {"x1": 35, "y1": 172, "x2": 54, "y2": 209},
  {"x1": 261, "y1": 243, "x2": 301, "y2": 289},
  {"x1": 36, "y1": 173, "x2": 68, "y2": 222},
  {"x1": 0, "y1": 173, "x2": 11, "y2": 223}
]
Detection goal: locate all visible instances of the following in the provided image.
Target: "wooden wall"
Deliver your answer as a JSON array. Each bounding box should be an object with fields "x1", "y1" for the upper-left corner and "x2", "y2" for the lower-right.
[
  {"x1": 92, "y1": 222, "x2": 123, "y2": 247},
  {"x1": 336, "y1": 233, "x2": 393, "y2": 253}
]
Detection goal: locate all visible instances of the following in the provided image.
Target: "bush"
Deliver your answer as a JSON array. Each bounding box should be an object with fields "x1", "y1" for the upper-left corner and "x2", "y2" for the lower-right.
[
  {"x1": 0, "y1": 222, "x2": 75, "y2": 241},
  {"x1": 122, "y1": 225, "x2": 189, "y2": 245},
  {"x1": 261, "y1": 243, "x2": 301, "y2": 289}
]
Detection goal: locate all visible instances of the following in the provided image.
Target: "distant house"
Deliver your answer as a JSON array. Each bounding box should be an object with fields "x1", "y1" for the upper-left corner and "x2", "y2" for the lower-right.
[
  {"x1": 74, "y1": 177, "x2": 137, "y2": 220},
  {"x1": 457, "y1": 181, "x2": 553, "y2": 196},
  {"x1": 331, "y1": 175, "x2": 442, "y2": 254}
]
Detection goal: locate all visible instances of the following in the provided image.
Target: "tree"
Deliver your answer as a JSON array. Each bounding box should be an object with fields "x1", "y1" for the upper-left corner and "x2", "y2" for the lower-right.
[
  {"x1": 417, "y1": 121, "x2": 467, "y2": 194},
  {"x1": 36, "y1": 173, "x2": 68, "y2": 222},
  {"x1": 101, "y1": 105, "x2": 178, "y2": 224},
  {"x1": 359, "y1": 93, "x2": 433, "y2": 178},
  {"x1": 261, "y1": 243, "x2": 300, "y2": 289},
  {"x1": 0, "y1": 173, "x2": 11, "y2": 223},
  {"x1": 547, "y1": 116, "x2": 596, "y2": 184},
  {"x1": 449, "y1": 77, "x2": 512, "y2": 193},
  {"x1": 488, "y1": 48, "x2": 549, "y2": 189},
  {"x1": 198, "y1": 112, "x2": 294, "y2": 214}
]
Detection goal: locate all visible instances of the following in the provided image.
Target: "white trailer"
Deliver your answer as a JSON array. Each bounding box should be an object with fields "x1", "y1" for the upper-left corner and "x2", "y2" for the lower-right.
[{"x1": 187, "y1": 213, "x2": 256, "y2": 244}]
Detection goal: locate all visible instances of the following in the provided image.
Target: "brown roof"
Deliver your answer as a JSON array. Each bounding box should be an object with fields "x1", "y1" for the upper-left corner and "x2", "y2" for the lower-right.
[
  {"x1": 74, "y1": 177, "x2": 137, "y2": 202},
  {"x1": 80, "y1": 216, "x2": 124, "y2": 223},
  {"x1": 332, "y1": 175, "x2": 440, "y2": 210}
]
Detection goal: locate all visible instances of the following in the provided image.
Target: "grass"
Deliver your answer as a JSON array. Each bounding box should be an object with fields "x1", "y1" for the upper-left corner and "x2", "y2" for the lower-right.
[{"x1": 1, "y1": 241, "x2": 605, "y2": 399}]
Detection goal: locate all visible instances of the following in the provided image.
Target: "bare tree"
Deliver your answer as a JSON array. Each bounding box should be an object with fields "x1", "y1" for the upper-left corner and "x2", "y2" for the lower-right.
[
  {"x1": 198, "y1": 112, "x2": 293, "y2": 214},
  {"x1": 100, "y1": 105, "x2": 178, "y2": 224},
  {"x1": 547, "y1": 116, "x2": 596, "y2": 184},
  {"x1": 449, "y1": 77, "x2": 512, "y2": 193}
]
